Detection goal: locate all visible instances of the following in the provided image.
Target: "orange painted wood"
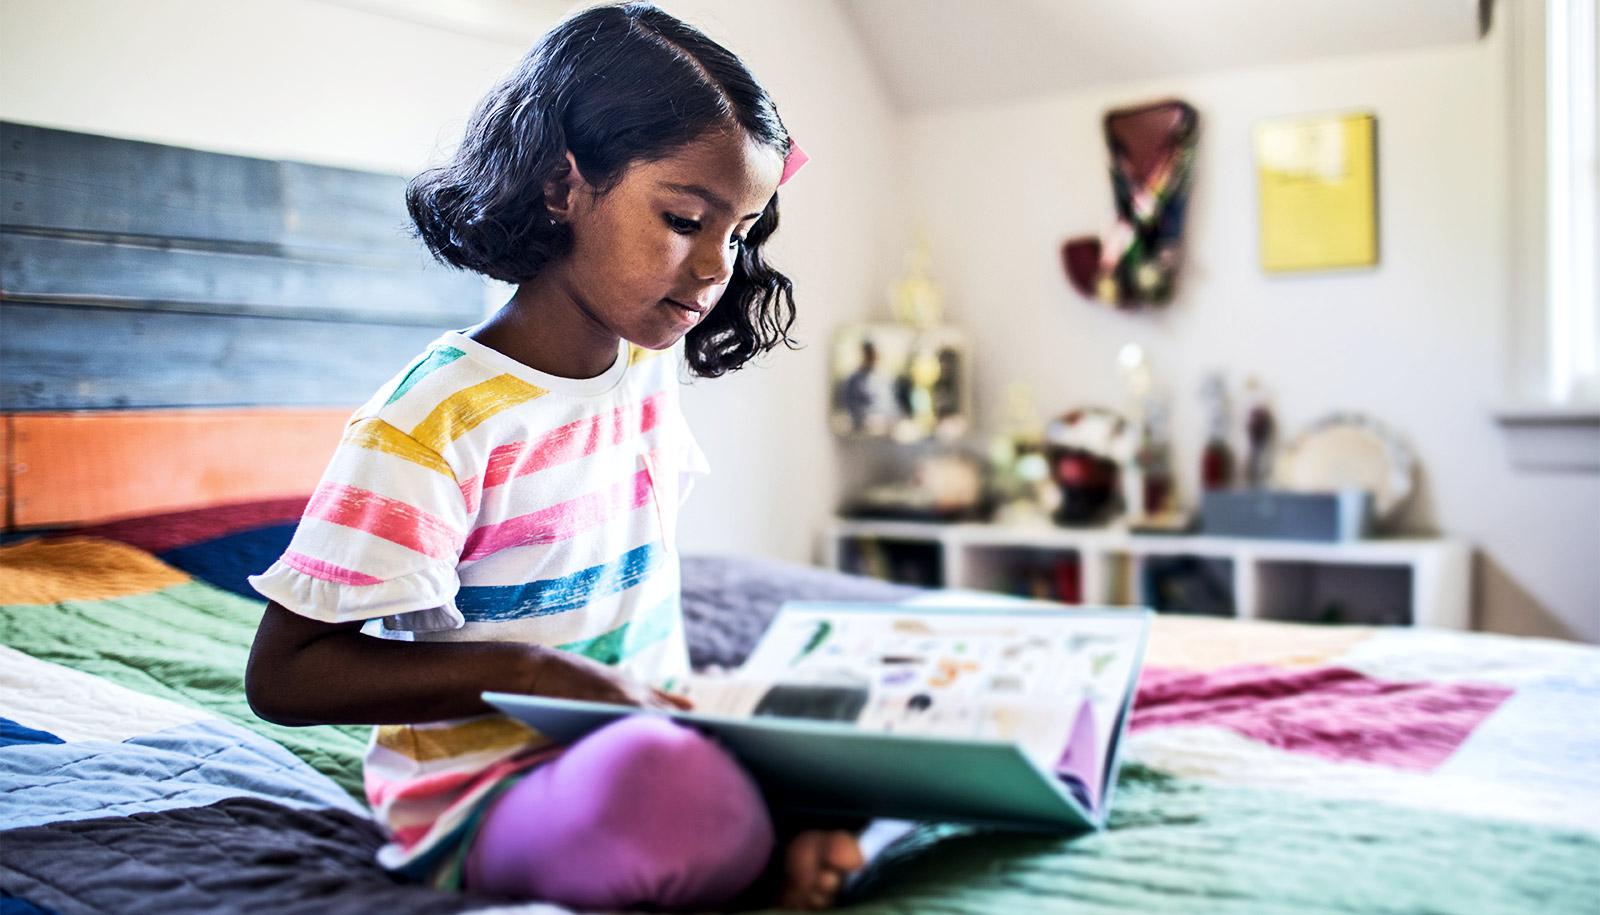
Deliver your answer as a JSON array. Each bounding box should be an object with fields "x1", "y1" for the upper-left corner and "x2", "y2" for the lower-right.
[
  {"x1": 6, "y1": 408, "x2": 352, "y2": 528},
  {"x1": 1, "y1": 415, "x2": 13, "y2": 529}
]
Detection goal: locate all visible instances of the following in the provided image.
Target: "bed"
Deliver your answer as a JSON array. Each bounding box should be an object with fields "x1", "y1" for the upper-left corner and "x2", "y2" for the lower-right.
[
  {"x1": 2, "y1": 497, "x2": 1598, "y2": 914},
  {"x1": 3, "y1": 122, "x2": 1598, "y2": 915}
]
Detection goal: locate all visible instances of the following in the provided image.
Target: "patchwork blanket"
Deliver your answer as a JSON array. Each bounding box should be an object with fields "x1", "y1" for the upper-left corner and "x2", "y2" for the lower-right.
[{"x1": 1, "y1": 506, "x2": 1597, "y2": 914}]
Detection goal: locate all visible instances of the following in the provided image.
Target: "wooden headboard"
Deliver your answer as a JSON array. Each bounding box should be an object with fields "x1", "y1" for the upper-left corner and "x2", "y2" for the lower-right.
[{"x1": 0, "y1": 121, "x2": 485, "y2": 529}]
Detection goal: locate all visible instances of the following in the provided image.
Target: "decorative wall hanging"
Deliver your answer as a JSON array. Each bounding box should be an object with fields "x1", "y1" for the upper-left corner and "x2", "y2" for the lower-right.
[
  {"x1": 1255, "y1": 111, "x2": 1378, "y2": 272},
  {"x1": 1062, "y1": 99, "x2": 1199, "y2": 310}
]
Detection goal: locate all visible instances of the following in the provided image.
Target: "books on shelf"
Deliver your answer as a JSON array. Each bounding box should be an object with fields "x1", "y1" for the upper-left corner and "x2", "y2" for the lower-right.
[{"x1": 486, "y1": 598, "x2": 1151, "y2": 832}]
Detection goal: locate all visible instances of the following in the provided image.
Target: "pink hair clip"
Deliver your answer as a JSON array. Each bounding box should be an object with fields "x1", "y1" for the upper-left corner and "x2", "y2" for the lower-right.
[{"x1": 778, "y1": 137, "x2": 809, "y2": 187}]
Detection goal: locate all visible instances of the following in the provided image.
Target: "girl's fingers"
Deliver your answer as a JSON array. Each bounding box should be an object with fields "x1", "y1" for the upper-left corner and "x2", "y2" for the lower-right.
[
  {"x1": 652, "y1": 687, "x2": 694, "y2": 710},
  {"x1": 641, "y1": 690, "x2": 688, "y2": 712}
]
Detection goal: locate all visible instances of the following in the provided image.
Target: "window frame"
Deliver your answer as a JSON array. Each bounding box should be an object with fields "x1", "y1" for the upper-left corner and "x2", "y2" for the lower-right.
[{"x1": 1544, "y1": 0, "x2": 1599, "y2": 404}]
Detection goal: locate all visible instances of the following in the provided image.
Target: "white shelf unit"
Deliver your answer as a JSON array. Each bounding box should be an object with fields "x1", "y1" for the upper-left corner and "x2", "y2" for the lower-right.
[{"x1": 821, "y1": 518, "x2": 1472, "y2": 629}]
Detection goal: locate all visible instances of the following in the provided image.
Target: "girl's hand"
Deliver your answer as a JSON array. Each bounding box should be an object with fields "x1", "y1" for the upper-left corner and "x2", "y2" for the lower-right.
[{"x1": 527, "y1": 646, "x2": 692, "y2": 712}]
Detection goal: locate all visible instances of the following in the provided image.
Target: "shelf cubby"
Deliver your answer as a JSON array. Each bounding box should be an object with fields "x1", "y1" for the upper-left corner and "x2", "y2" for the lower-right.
[{"x1": 821, "y1": 518, "x2": 1470, "y2": 629}]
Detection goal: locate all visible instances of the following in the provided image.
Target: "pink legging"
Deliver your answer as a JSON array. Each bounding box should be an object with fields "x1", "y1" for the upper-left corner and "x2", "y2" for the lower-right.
[{"x1": 464, "y1": 716, "x2": 775, "y2": 910}]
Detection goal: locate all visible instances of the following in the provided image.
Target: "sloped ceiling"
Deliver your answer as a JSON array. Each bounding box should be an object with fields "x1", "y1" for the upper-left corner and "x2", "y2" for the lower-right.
[
  {"x1": 836, "y1": 0, "x2": 1488, "y2": 112},
  {"x1": 317, "y1": 0, "x2": 1490, "y2": 113},
  {"x1": 316, "y1": 0, "x2": 571, "y2": 42}
]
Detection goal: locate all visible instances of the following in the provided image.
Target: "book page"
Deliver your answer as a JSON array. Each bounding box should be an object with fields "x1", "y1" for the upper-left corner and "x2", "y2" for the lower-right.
[
  {"x1": 660, "y1": 669, "x2": 1080, "y2": 768},
  {"x1": 663, "y1": 602, "x2": 1145, "y2": 779},
  {"x1": 896, "y1": 594, "x2": 1146, "y2": 797}
]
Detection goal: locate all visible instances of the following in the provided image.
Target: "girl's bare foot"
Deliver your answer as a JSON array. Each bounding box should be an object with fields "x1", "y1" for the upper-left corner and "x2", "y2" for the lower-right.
[{"x1": 777, "y1": 829, "x2": 866, "y2": 910}]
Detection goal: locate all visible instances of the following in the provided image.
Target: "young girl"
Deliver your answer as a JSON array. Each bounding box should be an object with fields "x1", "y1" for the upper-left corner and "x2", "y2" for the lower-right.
[{"x1": 245, "y1": 3, "x2": 863, "y2": 910}]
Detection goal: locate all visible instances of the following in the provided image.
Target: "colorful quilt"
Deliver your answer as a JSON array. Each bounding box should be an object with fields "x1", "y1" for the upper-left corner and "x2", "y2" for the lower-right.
[
  {"x1": 848, "y1": 617, "x2": 1600, "y2": 914},
  {"x1": 1, "y1": 507, "x2": 1597, "y2": 914}
]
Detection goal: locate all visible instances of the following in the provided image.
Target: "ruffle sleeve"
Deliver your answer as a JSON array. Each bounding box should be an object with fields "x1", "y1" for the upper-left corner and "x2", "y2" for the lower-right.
[
  {"x1": 248, "y1": 560, "x2": 465, "y2": 632},
  {"x1": 247, "y1": 415, "x2": 473, "y2": 633}
]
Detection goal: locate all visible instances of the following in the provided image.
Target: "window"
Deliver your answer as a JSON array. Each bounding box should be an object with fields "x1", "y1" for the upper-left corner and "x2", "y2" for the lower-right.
[{"x1": 1546, "y1": 0, "x2": 1599, "y2": 403}]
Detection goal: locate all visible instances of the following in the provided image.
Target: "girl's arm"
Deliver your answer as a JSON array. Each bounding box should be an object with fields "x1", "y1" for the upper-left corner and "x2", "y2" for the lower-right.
[{"x1": 246, "y1": 600, "x2": 687, "y2": 726}]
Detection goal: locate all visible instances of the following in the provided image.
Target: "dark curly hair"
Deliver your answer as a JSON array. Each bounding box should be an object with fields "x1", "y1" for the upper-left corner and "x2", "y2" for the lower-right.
[{"x1": 406, "y1": 2, "x2": 797, "y2": 378}]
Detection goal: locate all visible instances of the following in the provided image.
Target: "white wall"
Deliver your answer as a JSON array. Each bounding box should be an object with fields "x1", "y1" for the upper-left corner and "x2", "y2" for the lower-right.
[
  {"x1": 0, "y1": 0, "x2": 903, "y2": 567},
  {"x1": 5, "y1": 0, "x2": 1593, "y2": 641},
  {"x1": 650, "y1": 1, "x2": 905, "y2": 564},
  {"x1": 902, "y1": 23, "x2": 1600, "y2": 641},
  {"x1": 0, "y1": 0, "x2": 531, "y2": 174}
]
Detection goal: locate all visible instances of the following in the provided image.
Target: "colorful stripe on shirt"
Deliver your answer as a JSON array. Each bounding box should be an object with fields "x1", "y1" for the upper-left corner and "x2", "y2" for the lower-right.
[
  {"x1": 281, "y1": 550, "x2": 384, "y2": 586},
  {"x1": 386, "y1": 346, "x2": 466, "y2": 406},
  {"x1": 455, "y1": 393, "x2": 663, "y2": 517},
  {"x1": 456, "y1": 542, "x2": 662, "y2": 622},
  {"x1": 410, "y1": 375, "x2": 547, "y2": 454},
  {"x1": 344, "y1": 418, "x2": 454, "y2": 478},
  {"x1": 305, "y1": 482, "x2": 460, "y2": 560},
  {"x1": 458, "y1": 469, "x2": 653, "y2": 561},
  {"x1": 557, "y1": 592, "x2": 679, "y2": 665},
  {"x1": 479, "y1": 393, "x2": 663, "y2": 491}
]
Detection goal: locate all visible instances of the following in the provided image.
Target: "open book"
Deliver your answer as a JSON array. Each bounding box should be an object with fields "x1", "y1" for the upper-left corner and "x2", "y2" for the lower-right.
[{"x1": 485, "y1": 597, "x2": 1150, "y2": 833}]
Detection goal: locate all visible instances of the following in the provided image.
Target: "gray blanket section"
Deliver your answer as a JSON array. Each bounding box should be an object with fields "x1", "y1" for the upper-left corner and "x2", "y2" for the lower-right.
[
  {"x1": 0, "y1": 796, "x2": 492, "y2": 915},
  {"x1": 1, "y1": 719, "x2": 363, "y2": 829},
  {"x1": 679, "y1": 554, "x2": 920, "y2": 670}
]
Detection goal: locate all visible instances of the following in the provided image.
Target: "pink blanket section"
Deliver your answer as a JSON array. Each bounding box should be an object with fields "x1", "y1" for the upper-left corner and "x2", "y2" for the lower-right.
[{"x1": 1130, "y1": 664, "x2": 1514, "y2": 771}]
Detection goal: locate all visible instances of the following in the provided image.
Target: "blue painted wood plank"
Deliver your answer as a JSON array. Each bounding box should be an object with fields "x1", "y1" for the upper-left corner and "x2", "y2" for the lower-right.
[
  {"x1": 1, "y1": 230, "x2": 481, "y2": 325},
  {"x1": 1, "y1": 304, "x2": 458, "y2": 409}
]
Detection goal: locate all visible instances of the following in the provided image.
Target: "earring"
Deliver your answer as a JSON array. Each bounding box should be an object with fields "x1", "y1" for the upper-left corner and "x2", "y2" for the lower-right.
[{"x1": 547, "y1": 216, "x2": 559, "y2": 227}]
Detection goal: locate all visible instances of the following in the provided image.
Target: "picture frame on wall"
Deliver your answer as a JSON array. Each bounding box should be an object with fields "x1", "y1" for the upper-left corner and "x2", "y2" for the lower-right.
[
  {"x1": 829, "y1": 322, "x2": 970, "y2": 442},
  {"x1": 1255, "y1": 111, "x2": 1379, "y2": 272}
]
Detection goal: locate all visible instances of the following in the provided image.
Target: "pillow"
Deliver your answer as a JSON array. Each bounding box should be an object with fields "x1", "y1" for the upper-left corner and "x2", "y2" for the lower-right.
[{"x1": 67, "y1": 498, "x2": 308, "y2": 599}]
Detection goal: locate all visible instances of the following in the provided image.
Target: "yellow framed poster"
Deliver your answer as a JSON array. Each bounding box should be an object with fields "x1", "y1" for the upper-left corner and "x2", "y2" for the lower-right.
[{"x1": 1256, "y1": 112, "x2": 1378, "y2": 272}]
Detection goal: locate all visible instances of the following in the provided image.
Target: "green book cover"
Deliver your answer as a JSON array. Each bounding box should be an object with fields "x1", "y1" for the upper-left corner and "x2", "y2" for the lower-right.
[{"x1": 485, "y1": 599, "x2": 1150, "y2": 832}]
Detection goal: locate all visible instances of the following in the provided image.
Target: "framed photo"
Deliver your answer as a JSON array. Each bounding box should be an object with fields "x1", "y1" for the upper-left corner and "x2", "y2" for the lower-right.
[
  {"x1": 1256, "y1": 111, "x2": 1378, "y2": 272},
  {"x1": 829, "y1": 323, "x2": 970, "y2": 442}
]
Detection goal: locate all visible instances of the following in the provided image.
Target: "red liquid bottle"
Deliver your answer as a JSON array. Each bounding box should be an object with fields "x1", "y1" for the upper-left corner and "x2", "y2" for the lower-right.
[{"x1": 1201, "y1": 439, "x2": 1234, "y2": 490}]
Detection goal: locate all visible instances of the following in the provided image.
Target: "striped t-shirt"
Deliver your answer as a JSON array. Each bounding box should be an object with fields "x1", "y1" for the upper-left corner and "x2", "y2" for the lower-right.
[{"x1": 248, "y1": 329, "x2": 706, "y2": 884}]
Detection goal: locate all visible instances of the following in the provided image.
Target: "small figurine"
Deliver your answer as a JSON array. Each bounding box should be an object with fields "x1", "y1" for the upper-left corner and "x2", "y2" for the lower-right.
[
  {"x1": 1199, "y1": 371, "x2": 1234, "y2": 490},
  {"x1": 1139, "y1": 398, "x2": 1174, "y2": 516},
  {"x1": 1242, "y1": 376, "x2": 1275, "y2": 488},
  {"x1": 889, "y1": 235, "x2": 944, "y2": 329},
  {"x1": 1116, "y1": 344, "x2": 1174, "y2": 518},
  {"x1": 988, "y1": 382, "x2": 1057, "y2": 525},
  {"x1": 1043, "y1": 407, "x2": 1129, "y2": 526}
]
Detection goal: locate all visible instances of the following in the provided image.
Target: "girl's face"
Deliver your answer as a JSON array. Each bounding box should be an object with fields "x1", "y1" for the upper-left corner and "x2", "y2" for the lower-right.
[{"x1": 552, "y1": 130, "x2": 785, "y2": 353}]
